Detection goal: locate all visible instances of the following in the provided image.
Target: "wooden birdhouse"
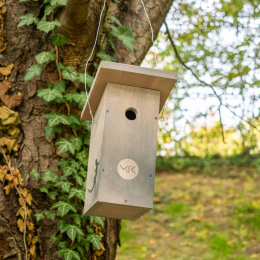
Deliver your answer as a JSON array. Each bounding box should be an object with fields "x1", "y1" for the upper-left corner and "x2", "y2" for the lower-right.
[{"x1": 81, "y1": 61, "x2": 178, "y2": 221}]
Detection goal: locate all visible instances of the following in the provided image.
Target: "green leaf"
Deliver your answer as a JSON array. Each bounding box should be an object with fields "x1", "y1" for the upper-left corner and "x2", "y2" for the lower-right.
[
  {"x1": 69, "y1": 114, "x2": 80, "y2": 126},
  {"x1": 44, "y1": 210, "x2": 56, "y2": 220},
  {"x1": 44, "y1": 124, "x2": 62, "y2": 139},
  {"x1": 50, "y1": 33, "x2": 68, "y2": 46},
  {"x1": 117, "y1": 27, "x2": 135, "y2": 51},
  {"x1": 56, "y1": 219, "x2": 68, "y2": 231},
  {"x1": 53, "y1": 80, "x2": 66, "y2": 93},
  {"x1": 43, "y1": 170, "x2": 59, "y2": 183},
  {"x1": 55, "y1": 181, "x2": 73, "y2": 193},
  {"x1": 72, "y1": 92, "x2": 87, "y2": 109},
  {"x1": 89, "y1": 216, "x2": 95, "y2": 223},
  {"x1": 94, "y1": 217, "x2": 105, "y2": 227},
  {"x1": 58, "y1": 241, "x2": 67, "y2": 249},
  {"x1": 86, "y1": 233, "x2": 101, "y2": 249},
  {"x1": 30, "y1": 169, "x2": 40, "y2": 181},
  {"x1": 50, "y1": 0, "x2": 67, "y2": 6},
  {"x1": 69, "y1": 188, "x2": 85, "y2": 201},
  {"x1": 64, "y1": 93, "x2": 76, "y2": 103},
  {"x1": 37, "y1": 88, "x2": 62, "y2": 102},
  {"x1": 40, "y1": 187, "x2": 48, "y2": 193},
  {"x1": 81, "y1": 120, "x2": 91, "y2": 131},
  {"x1": 43, "y1": 112, "x2": 70, "y2": 126},
  {"x1": 44, "y1": 5, "x2": 56, "y2": 16},
  {"x1": 75, "y1": 175, "x2": 83, "y2": 187},
  {"x1": 76, "y1": 245, "x2": 84, "y2": 257},
  {"x1": 57, "y1": 248, "x2": 80, "y2": 260},
  {"x1": 57, "y1": 158, "x2": 69, "y2": 168},
  {"x1": 24, "y1": 65, "x2": 44, "y2": 81},
  {"x1": 34, "y1": 213, "x2": 44, "y2": 221},
  {"x1": 61, "y1": 224, "x2": 84, "y2": 241},
  {"x1": 86, "y1": 225, "x2": 94, "y2": 234},
  {"x1": 61, "y1": 165, "x2": 77, "y2": 177},
  {"x1": 48, "y1": 191, "x2": 58, "y2": 200},
  {"x1": 79, "y1": 170, "x2": 87, "y2": 178},
  {"x1": 70, "y1": 135, "x2": 83, "y2": 152},
  {"x1": 77, "y1": 73, "x2": 94, "y2": 87},
  {"x1": 37, "y1": 19, "x2": 61, "y2": 33},
  {"x1": 51, "y1": 235, "x2": 61, "y2": 244},
  {"x1": 107, "y1": 14, "x2": 122, "y2": 27},
  {"x1": 68, "y1": 213, "x2": 82, "y2": 227},
  {"x1": 51, "y1": 201, "x2": 77, "y2": 217},
  {"x1": 35, "y1": 51, "x2": 56, "y2": 64},
  {"x1": 96, "y1": 52, "x2": 117, "y2": 62},
  {"x1": 18, "y1": 13, "x2": 39, "y2": 27},
  {"x1": 56, "y1": 138, "x2": 76, "y2": 154},
  {"x1": 62, "y1": 67, "x2": 77, "y2": 81}
]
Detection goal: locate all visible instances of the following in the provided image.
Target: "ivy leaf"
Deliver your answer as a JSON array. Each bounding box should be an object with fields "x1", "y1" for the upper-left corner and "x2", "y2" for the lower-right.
[
  {"x1": 53, "y1": 80, "x2": 66, "y2": 93},
  {"x1": 50, "y1": 33, "x2": 68, "y2": 46},
  {"x1": 30, "y1": 169, "x2": 40, "y2": 181},
  {"x1": 44, "y1": 124, "x2": 62, "y2": 139},
  {"x1": 96, "y1": 52, "x2": 117, "y2": 62},
  {"x1": 94, "y1": 217, "x2": 105, "y2": 227},
  {"x1": 57, "y1": 248, "x2": 80, "y2": 260},
  {"x1": 57, "y1": 158, "x2": 69, "y2": 168},
  {"x1": 72, "y1": 92, "x2": 87, "y2": 109},
  {"x1": 50, "y1": 0, "x2": 67, "y2": 6},
  {"x1": 37, "y1": 19, "x2": 61, "y2": 33},
  {"x1": 75, "y1": 175, "x2": 83, "y2": 187},
  {"x1": 44, "y1": 211, "x2": 56, "y2": 220},
  {"x1": 76, "y1": 245, "x2": 84, "y2": 257},
  {"x1": 34, "y1": 213, "x2": 44, "y2": 221},
  {"x1": 62, "y1": 67, "x2": 77, "y2": 81},
  {"x1": 70, "y1": 136, "x2": 83, "y2": 152},
  {"x1": 89, "y1": 216, "x2": 95, "y2": 223},
  {"x1": 37, "y1": 88, "x2": 62, "y2": 102},
  {"x1": 86, "y1": 225, "x2": 94, "y2": 234},
  {"x1": 43, "y1": 112, "x2": 70, "y2": 126},
  {"x1": 35, "y1": 51, "x2": 56, "y2": 64},
  {"x1": 55, "y1": 181, "x2": 73, "y2": 193},
  {"x1": 117, "y1": 27, "x2": 135, "y2": 51},
  {"x1": 61, "y1": 165, "x2": 77, "y2": 177},
  {"x1": 56, "y1": 138, "x2": 76, "y2": 154},
  {"x1": 44, "y1": 5, "x2": 57, "y2": 16},
  {"x1": 64, "y1": 93, "x2": 76, "y2": 103},
  {"x1": 48, "y1": 191, "x2": 58, "y2": 200},
  {"x1": 43, "y1": 170, "x2": 59, "y2": 183},
  {"x1": 107, "y1": 14, "x2": 122, "y2": 27},
  {"x1": 51, "y1": 201, "x2": 77, "y2": 217},
  {"x1": 24, "y1": 65, "x2": 44, "y2": 81},
  {"x1": 69, "y1": 114, "x2": 80, "y2": 126},
  {"x1": 86, "y1": 233, "x2": 101, "y2": 249},
  {"x1": 79, "y1": 170, "x2": 87, "y2": 178},
  {"x1": 61, "y1": 224, "x2": 84, "y2": 241},
  {"x1": 51, "y1": 235, "x2": 62, "y2": 244},
  {"x1": 81, "y1": 120, "x2": 91, "y2": 131},
  {"x1": 77, "y1": 73, "x2": 94, "y2": 87},
  {"x1": 40, "y1": 187, "x2": 48, "y2": 193},
  {"x1": 68, "y1": 213, "x2": 81, "y2": 227},
  {"x1": 58, "y1": 241, "x2": 68, "y2": 249},
  {"x1": 69, "y1": 188, "x2": 85, "y2": 201},
  {"x1": 18, "y1": 13, "x2": 39, "y2": 27},
  {"x1": 56, "y1": 219, "x2": 68, "y2": 231}
]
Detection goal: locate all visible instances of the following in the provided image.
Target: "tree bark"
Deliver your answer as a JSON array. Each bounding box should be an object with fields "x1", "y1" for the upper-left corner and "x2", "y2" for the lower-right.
[{"x1": 0, "y1": 0, "x2": 173, "y2": 259}]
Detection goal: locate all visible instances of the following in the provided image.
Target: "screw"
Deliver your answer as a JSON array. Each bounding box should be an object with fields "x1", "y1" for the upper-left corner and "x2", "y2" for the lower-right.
[
  {"x1": 125, "y1": 200, "x2": 127, "y2": 203},
  {"x1": 102, "y1": 169, "x2": 104, "y2": 171},
  {"x1": 107, "y1": 110, "x2": 109, "y2": 113},
  {"x1": 155, "y1": 117, "x2": 157, "y2": 120},
  {"x1": 150, "y1": 174, "x2": 152, "y2": 177}
]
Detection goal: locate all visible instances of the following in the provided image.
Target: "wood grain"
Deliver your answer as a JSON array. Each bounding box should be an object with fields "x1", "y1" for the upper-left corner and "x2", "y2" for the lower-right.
[
  {"x1": 84, "y1": 83, "x2": 160, "y2": 220},
  {"x1": 81, "y1": 61, "x2": 177, "y2": 120}
]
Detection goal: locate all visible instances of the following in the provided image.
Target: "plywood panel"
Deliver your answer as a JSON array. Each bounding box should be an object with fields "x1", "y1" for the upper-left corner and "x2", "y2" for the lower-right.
[{"x1": 81, "y1": 61, "x2": 177, "y2": 120}]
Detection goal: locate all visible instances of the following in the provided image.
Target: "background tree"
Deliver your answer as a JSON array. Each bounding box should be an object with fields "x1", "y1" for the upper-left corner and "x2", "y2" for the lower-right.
[{"x1": 0, "y1": 0, "x2": 173, "y2": 259}]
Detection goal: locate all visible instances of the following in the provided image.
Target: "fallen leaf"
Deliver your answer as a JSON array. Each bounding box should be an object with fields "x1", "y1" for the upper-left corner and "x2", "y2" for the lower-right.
[
  {"x1": 27, "y1": 233, "x2": 32, "y2": 244},
  {"x1": 119, "y1": 48, "x2": 127, "y2": 54},
  {"x1": 25, "y1": 193, "x2": 33, "y2": 205},
  {"x1": 26, "y1": 220, "x2": 34, "y2": 231},
  {"x1": 5, "y1": 173, "x2": 14, "y2": 182},
  {"x1": 17, "y1": 219, "x2": 24, "y2": 233},
  {"x1": 17, "y1": 173, "x2": 24, "y2": 186},
  {"x1": 0, "y1": 106, "x2": 15, "y2": 120},
  {"x1": 12, "y1": 168, "x2": 19, "y2": 176},
  {"x1": 0, "y1": 2, "x2": 5, "y2": 8},
  {"x1": 11, "y1": 177, "x2": 19, "y2": 186},
  {"x1": 3, "y1": 184, "x2": 13, "y2": 195},
  {"x1": 0, "y1": 42, "x2": 6, "y2": 52},
  {"x1": 19, "y1": 188, "x2": 28, "y2": 197},
  {"x1": 29, "y1": 245, "x2": 36, "y2": 256},
  {"x1": 3, "y1": 80, "x2": 11, "y2": 88},
  {"x1": 0, "y1": 29, "x2": 5, "y2": 38},
  {"x1": 18, "y1": 197, "x2": 23, "y2": 206},
  {"x1": 1, "y1": 93, "x2": 23, "y2": 109},
  {"x1": 0, "y1": 63, "x2": 13, "y2": 77},
  {"x1": 0, "y1": 6, "x2": 6, "y2": 16},
  {"x1": 27, "y1": 207, "x2": 32, "y2": 217}
]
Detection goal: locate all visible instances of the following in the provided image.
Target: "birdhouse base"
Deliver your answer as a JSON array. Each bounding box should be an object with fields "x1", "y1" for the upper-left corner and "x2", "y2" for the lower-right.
[{"x1": 85, "y1": 201, "x2": 152, "y2": 221}]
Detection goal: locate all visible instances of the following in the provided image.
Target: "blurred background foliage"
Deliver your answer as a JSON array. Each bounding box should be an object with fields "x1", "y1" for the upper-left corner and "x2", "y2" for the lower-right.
[{"x1": 143, "y1": 0, "x2": 260, "y2": 172}]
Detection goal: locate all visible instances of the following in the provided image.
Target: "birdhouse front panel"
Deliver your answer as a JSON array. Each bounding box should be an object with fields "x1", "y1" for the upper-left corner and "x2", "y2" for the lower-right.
[{"x1": 84, "y1": 83, "x2": 160, "y2": 220}]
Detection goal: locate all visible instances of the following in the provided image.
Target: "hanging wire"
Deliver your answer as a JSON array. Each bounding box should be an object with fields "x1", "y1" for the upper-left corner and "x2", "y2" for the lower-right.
[
  {"x1": 140, "y1": 0, "x2": 157, "y2": 67},
  {"x1": 84, "y1": 0, "x2": 107, "y2": 123}
]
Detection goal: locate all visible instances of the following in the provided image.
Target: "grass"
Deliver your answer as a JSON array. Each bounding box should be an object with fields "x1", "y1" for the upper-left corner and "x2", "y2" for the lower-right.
[{"x1": 116, "y1": 170, "x2": 260, "y2": 260}]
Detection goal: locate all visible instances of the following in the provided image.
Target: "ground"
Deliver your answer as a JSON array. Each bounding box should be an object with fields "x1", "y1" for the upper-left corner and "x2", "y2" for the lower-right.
[{"x1": 116, "y1": 170, "x2": 260, "y2": 260}]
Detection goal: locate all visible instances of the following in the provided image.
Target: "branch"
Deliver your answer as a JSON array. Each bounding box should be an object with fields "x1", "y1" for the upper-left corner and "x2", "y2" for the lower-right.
[
  {"x1": 0, "y1": 146, "x2": 28, "y2": 260},
  {"x1": 164, "y1": 21, "x2": 260, "y2": 133}
]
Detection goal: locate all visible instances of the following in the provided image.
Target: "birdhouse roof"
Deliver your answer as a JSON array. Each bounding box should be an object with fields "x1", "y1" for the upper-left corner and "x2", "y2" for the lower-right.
[{"x1": 81, "y1": 61, "x2": 178, "y2": 121}]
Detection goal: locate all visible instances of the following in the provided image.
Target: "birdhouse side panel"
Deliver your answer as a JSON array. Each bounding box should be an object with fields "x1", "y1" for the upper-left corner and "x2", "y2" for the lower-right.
[
  {"x1": 98, "y1": 83, "x2": 160, "y2": 215},
  {"x1": 83, "y1": 88, "x2": 108, "y2": 214}
]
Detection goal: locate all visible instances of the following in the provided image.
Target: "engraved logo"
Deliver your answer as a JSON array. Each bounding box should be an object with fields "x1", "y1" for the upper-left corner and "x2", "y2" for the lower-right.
[{"x1": 117, "y1": 159, "x2": 138, "y2": 180}]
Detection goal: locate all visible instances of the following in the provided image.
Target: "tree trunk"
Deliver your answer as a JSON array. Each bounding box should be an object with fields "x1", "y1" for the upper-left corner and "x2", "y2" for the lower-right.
[{"x1": 0, "y1": 0, "x2": 173, "y2": 259}]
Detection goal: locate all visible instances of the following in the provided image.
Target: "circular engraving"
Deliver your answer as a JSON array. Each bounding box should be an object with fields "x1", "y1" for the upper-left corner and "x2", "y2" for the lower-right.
[{"x1": 117, "y1": 159, "x2": 138, "y2": 180}]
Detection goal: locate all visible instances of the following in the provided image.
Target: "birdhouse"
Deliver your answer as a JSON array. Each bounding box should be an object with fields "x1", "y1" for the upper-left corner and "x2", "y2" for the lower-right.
[{"x1": 81, "y1": 61, "x2": 177, "y2": 221}]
